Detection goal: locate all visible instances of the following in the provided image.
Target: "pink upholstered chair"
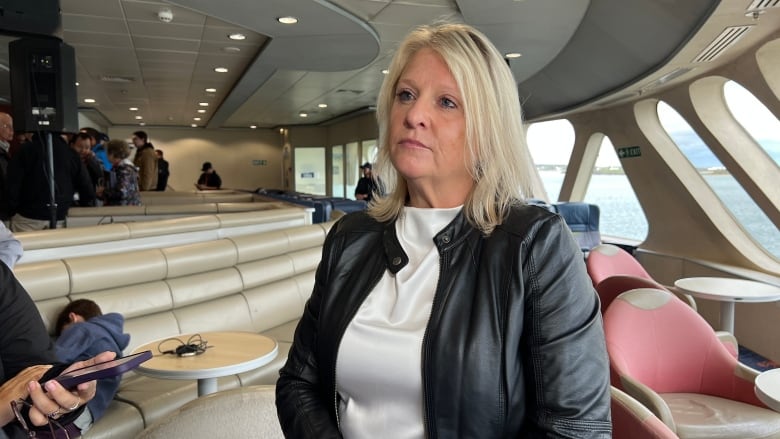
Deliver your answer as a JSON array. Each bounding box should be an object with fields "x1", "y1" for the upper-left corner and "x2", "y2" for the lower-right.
[
  {"x1": 587, "y1": 244, "x2": 698, "y2": 322},
  {"x1": 586, "y1": 243, "x2": 653, "y2": 286},
  {"x1": 595, "y1": 274, "x2": 693, "y2": 314},
  {"x1": 611, "y1": 386, "x2": 679, "y2": 439},
  {"x1": 597, "y1": 275, "x2": 738, "y2": 358},
  {"x1": 604, "y1": 288, "x2": 780, "y2": 438}
]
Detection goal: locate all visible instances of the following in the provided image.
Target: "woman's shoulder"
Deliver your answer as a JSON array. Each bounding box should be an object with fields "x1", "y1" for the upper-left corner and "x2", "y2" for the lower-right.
[
  {"x1": 495, "y1": 202, "x2": 566, "y2": 237},
  {"x1": 330, "y1": 210, "x2": 384, "y2": 235}
]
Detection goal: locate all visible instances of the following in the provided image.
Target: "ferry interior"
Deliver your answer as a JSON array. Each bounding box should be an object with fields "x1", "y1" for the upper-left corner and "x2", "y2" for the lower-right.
[{"x1": 1, "y1": 0, "x2": 780, "y2": 437}]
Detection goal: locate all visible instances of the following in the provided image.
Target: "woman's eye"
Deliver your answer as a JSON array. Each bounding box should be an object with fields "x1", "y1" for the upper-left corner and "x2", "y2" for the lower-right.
[
  {"x1": 440, "y1": 97, "x2": 457, "y2": 109},
  {"x1": 397, "y1": 90, "x2": 414, "y2": 102}
]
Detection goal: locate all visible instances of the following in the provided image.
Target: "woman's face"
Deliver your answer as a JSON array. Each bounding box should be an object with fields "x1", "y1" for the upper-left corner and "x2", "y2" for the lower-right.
[{"x1": 389, "y1": 48, "x2": 472, "y2": 206}]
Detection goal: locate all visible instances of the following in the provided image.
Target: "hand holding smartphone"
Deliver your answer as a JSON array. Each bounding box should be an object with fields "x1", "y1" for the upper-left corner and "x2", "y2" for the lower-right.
[{"x1": 54, "y1": 350, "x2": 152, "y2": 389}]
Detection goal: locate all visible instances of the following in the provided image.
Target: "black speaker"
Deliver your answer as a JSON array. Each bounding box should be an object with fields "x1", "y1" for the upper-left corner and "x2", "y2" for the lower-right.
[
  {"x1": 0, "y1": 0, "x2": 61, "y2": 37},
  {"x1": 9, "y1": 38, "x2": 78, "y2": 133}
]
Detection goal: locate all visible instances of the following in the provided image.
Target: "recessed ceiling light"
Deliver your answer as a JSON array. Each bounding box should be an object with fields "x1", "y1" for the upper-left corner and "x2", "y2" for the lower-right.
[
  {"x1": 205, "y1": 88, "x2": 217, "y2": 93},
  {"x1": 318, "y1": 103, "x2": 328, "y2": 108},
  {"x1": 277, "y1": 16, "x2": 298, "y2": 24},
  {"x1": 299, "y1": 112, "x2": 308, "y2": 118},
  {"x1": 129, "y1": 107, "x2": 139, "y2": 111},
  {"x1": 228, "y1": 33, "x2": 246, "y2": 40},
  {"x1": 191, "y1": 124, "x2": 198, "y2": 127},
  {"x1": 193, "y1": 117, "x2": 201, "y2": 121},
  {"x1": 139, "y1": 122, "x2": 146, "y2": 126},
  {"x1": 75, "y1": 82, "x2": 80, "y2": 86},
  {"x1": 381, "y1": 69, "x2": 389, "y2": 75},
  {"x1": 505, "y1": 52, "x2": 522, "y2": 59},
  {"x1": 214, "y1": 67, "x2": 228, "y2": 73},
  {"x1": 197, "y1": 109, "x2": 206, "y2": 113},
  {"x1": 250, "y1": 125, "x2": 257, "y2": 129},
  {"x1": 199, "y1": 102, "x2": 209, "y2": 106},
  {"x1": 83, "y1": 98, "x2": 95, "y2": 103},
  {"x1": 222, "y1": 46, "x2": 241, "y2": 53},
  {"x1": 135, "y1": 116, "x2": 143, "y2": 120}
]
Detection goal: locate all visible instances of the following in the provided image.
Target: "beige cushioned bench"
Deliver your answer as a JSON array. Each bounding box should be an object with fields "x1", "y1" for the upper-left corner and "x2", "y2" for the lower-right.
[
  {"x1": 17, "y1": 221, "x2": 333, "y2": 439},
  {"x1": 139, "y1": 191, "x2": 255, "y2": 205},
  {"x1": 65, "y1": 201, "x2": 307, "y2": 227},
  {"x1": 17, "y1": 207, "x2": 312, "y2": 264}
]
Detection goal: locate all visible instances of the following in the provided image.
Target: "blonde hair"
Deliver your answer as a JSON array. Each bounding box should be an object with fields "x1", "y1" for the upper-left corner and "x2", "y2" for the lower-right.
[
  {"x1": 370, "y1": 23, "x2": 535, "y2": 235},
  {"x1": 106, "y1": 139, "x2": 130, "y2": 160}
]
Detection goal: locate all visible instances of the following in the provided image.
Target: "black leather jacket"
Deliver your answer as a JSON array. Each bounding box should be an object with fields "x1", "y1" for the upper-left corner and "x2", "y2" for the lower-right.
[{"x1": 277, "y1": 204, "x2": 612, "y2": 438}]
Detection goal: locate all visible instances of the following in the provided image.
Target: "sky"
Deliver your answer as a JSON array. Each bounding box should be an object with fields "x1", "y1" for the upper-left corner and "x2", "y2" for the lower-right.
[{"x1": 525, "y1": 80, "x2": 780, "y2": 168}]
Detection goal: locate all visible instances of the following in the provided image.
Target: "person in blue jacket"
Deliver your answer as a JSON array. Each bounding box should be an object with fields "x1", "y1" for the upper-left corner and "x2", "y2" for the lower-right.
[{"x1": 54, "y1": 300, "x2": 130, "y2": 422}]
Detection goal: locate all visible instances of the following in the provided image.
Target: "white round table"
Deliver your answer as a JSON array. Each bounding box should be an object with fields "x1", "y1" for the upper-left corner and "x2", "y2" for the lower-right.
[
  {"x1": 132, "y1": 331, "x2": 278, "y2": 396},
  {"x1": 674, "y1": 277, "x2": 780, "y2": 333},
  {"x1": 756, "y1": 368, "x2": 780, "y2": 412}
]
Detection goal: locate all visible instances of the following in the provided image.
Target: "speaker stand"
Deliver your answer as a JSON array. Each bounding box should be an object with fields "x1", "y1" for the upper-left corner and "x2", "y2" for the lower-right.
[{"x1": 45, "y1": 132, "x2": 57, "y2": 229}]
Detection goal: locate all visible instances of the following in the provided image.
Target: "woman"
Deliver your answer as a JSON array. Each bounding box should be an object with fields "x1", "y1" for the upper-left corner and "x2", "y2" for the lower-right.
[
  {"x1": 101, "y1": 140, "x2": 141, "y2": 206},
  {"x1": 276, "y1": 23, "x2": 611, "y2": 438}
]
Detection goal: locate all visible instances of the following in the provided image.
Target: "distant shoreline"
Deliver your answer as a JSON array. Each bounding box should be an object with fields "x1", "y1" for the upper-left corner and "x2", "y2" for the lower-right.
[{"x1": 535, "y1": 165, "x2": 729, "y2": 175}]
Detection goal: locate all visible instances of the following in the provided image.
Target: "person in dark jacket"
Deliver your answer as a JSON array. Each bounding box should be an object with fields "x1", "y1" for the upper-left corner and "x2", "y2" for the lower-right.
[
  {"x1": 195, "y1": 161, "x2": 221, "y2": 190},
  {"x1": 276, "y1": 23, "x2": 611, "y2": 438},
  {"x1": 0, "y1": 112, "x2": 14, "y2": 221},
  {"x1": 54, "y1": 299, "x2": 130, "y2": 423},
  {"x1": 69, "y1": 132, "x2": 104, "y2": 206},
  {"x1": 353, "y1": 162, "x2": 382, "y2": 202},
  {"x1": 6, "y1": 133, "x2": 96, "y2": 232},
  {"x1": 155, "y1": 149, "x2": 170, "y2": 191},
  {"x1": 0, "y1": 263, "x2": 111, "y2": 438}
]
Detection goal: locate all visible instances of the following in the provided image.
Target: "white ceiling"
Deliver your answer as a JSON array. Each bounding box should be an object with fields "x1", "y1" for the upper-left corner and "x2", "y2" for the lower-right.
[{"x1": 0, "y1": 0, "x2": 778, "y2": 129}]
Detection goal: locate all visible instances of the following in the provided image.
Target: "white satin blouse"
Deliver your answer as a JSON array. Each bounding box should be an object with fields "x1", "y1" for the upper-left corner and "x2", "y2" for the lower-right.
[{"x1": 335, "y1": 205, "x2": 461, "y2": 439}]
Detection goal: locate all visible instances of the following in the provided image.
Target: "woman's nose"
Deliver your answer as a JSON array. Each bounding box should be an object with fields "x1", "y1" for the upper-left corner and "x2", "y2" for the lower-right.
[{"x1": 404, "y1": 100, "x2": 429, "y2": 128}]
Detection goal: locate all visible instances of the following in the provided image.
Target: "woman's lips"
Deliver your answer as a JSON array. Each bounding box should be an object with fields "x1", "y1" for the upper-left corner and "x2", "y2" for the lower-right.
[{"x1": 398, "y1": 138, "x2": 427, "y2": 149}]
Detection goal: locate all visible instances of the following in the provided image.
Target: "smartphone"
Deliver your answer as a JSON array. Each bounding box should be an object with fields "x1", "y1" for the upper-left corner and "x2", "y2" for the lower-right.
[{"x1": 54, "y1": 351, "x2": 153, "y2": 389}]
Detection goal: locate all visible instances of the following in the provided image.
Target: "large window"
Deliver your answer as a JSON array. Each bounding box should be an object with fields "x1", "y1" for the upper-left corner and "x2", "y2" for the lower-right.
[
  {"x1": 583, "y1": 135, "x2": 648, "y2": 241},
  {"x1": 294, "y1": 147, "x2": 326, "y2": 195},
  {"x1": 528, "y1": 120, "x2": 647, "y2": 241},
  {"x1": 344, "y1": 142, "x2": 360, "y2": 199},
  {"x1": 330, "y1": 145, "x2": 345, "y2": 198},
  {"x1": 362, "y1": 139, "x2": 378, "y2": 165},
  {"x1": 723, "y1": 80, "x2": 780, "y2": 167},
  {"x1": 526, "y1": 119, "x2": 574, "y2": 201},
  {"x1": 658, "y1": 101, "x2": 780, "y2": 258}
]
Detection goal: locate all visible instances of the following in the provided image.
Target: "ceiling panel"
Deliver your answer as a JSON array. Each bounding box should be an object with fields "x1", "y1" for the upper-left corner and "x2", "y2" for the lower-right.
[
  {"x1": 132, "y1": 36, "x2": 201, "y2": 52},
  {"x1": 64, "y1": 32, "x2": 134, "y2": 48},
  {"x1": 61, "y1": 15, "x2": 128, "y2": 34},
  {"x1": 137, "y1": 50, "x2": 198, "y2": 63},
  {"x1": 126, "y1": 21, "x2": 205, "y2": 39},
  {"x1": 59, "y1": 0, "x2": 124, "y2": 18}
]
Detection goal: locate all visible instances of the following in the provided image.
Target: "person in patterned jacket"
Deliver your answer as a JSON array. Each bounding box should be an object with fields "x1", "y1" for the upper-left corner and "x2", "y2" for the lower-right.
[{"x1": 100, "y1": 140, "x2": 141, "y2": 206}]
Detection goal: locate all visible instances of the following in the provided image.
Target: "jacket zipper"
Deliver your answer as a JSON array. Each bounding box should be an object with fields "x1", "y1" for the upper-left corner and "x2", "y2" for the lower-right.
[{"x1": 421, "y1": 250, "x2": 449, "y2": 439}]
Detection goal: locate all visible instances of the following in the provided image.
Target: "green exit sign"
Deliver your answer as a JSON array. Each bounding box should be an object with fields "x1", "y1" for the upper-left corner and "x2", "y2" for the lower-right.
[
  {"x1": 252, "y1": 159, "x2": 268, "y2": 166},
  {"x1": 617, "y1": 146, "x2": 641, "y2": 159}
]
